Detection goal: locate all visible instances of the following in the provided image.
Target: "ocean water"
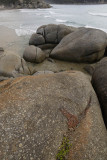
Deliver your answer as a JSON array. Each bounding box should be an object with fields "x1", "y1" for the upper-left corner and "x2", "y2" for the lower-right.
[{"x1": 0, "y1": 4, "x2": 107, "y2": 36}]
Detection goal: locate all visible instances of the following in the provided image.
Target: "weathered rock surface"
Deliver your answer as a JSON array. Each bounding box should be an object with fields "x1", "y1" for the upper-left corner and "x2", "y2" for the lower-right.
[
  {"x1": 25, "y1": 57, "x2": 88, "y2": 76},
  {"x1": 37, "y1": 44, "x2": 57, "y2": 50},
  {"x1": 0, "y1": 71, "x2": 106, "y2": 160},
  {"x1": 37, "y1": 44, "x2": 57, "y2": 53},
  {"x1": 43, "y1": 49, "x2": 52, "y2": 57},
  {"x1": 23, "y1": 45, "x2": 46, "y2": 63},
  {"x1": 29, "y1": 24, "x2": 76, "y2": 47},
  {"x1": 29, "y1": 33, "x2": 45, "y2": 46},
  {"x1": 92, "y1": 57, "x2": 107, "y2": 127},
  {"x1": 0, "y1": 53, "x2": 30, "y2": 77},
  {"x1": 33, "y1": 70, "x2": 54, "y2": 75},
  {"x1": 51, "y1": 27, "x2": 107, "y2": 63},
  {"x1": 84, "y1": 63, "x2": 97, "y2": 75},
  {"x1": 0, "y1": 76, "x2": 10, "y2": 82},
  {"x1": 104, "y1": 46, "x2": 107, "y2": 56}
]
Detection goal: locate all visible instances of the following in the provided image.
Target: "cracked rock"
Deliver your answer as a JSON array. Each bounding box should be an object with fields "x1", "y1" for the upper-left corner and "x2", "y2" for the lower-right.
[
  {"x1": 0, "y1": 53, "x2": 30, "y2": 77},
  {"x1": 51, "y1": 28, "x2": 107, "y2": 63},
  {"x1": 23, "y1": 45, "x2": 46, "y2": 63}
]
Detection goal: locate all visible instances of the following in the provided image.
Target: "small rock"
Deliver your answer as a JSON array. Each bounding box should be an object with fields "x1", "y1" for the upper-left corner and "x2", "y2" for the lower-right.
[
  {"x1": 23, "y1": 45, "x2": 46, "y2": 63},
  {"x1": 47, "y1": 58, "x2": 55, "y2": 63},
  {"x1": 0, "y1": 47, "x2": 4, "y2": 52},
  {"x1": 0, "y1": 54, "x2": 30, "y2": 77},
  {"x1": 29, "y1": 33, "x2": 45, "y2": 46}
]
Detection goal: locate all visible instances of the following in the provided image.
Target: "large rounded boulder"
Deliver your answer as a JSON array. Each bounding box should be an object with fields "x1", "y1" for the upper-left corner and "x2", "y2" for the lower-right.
[
  {"x1": 29, "y1": 33, "x2": 45, "y2": 46},
  {"x1": 23, "y1": 45, "x2": 46, "y2": 63},
  {"x1": 51, "y1": 28, "x2": 107, "y2": 63},
  {"x1": 0, "y1": 71, "x2": 106, "y2": 160},
  {"x1": 92, "y1": 57, "x2": 107, "y2": 127},
  {"x1": 33, "y1": 70, "x2": 54, "y2": 75},
  {"x1": 29, "y1": 24, "x2": 76, "y2": 47},
  {"x1": 0, "y1": 53, "x2": 30, "y2": 77}
]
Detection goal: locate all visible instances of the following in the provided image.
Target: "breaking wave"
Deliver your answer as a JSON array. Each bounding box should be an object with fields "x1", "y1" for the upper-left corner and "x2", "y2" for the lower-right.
[
  {"x1": 44, "y1": 15, "x2": 51, "y2": 18},
  {"x1": 15, "y1": 29, "x2": 36, "y2": 36},
  {"x1": 88, "y1": 12, "x2": 107, "y2": 17},
  {"x1": 56, "y1": 19, "x2": 67, "y2": 23},
  {"x1": 49, "y1": 11, "x2": 56, "y2": 15}
]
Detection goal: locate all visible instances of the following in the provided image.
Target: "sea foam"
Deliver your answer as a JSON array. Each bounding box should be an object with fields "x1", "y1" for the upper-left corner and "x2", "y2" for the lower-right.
[
  {"x1": 88, "y1": 12, "x2": 107, "y2": 17},
  {"x1": 56, "y1": 19, "x2": 67, "y2": 23},
  {"x1": 85, "y1": 25, "x2": 107, "y2": 33},
  {"x1": 15, "y1": 29, "x2": 35, "y2": 36}
]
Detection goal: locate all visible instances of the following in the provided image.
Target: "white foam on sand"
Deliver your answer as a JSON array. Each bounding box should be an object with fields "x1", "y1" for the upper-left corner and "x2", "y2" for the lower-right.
[
  {"x1": 85, "y1": 25, "x2": 107, "y2": 33},
  {"x1": 15, "y1": 29, "x2": 36, "y2": 36},
  {"x1": 19, "y1": 9, "x2": 36, "y2": 13},
  {"x1": 15, "y1": 24, "x2": 107, "y2": 36},
  {"x1": 49, "y1": 11, "x2": 56, "y2": 15}
]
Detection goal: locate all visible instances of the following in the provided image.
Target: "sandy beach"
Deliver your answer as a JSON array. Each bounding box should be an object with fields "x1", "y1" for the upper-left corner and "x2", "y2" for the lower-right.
[{"x1": 0, "y1": 26, "x2": 30, "y2": 57}]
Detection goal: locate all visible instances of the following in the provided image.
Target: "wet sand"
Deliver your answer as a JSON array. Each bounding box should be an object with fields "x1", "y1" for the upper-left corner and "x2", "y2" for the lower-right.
[{"x1": 0, "y1": 26, "x2": 30, "y2": 57}]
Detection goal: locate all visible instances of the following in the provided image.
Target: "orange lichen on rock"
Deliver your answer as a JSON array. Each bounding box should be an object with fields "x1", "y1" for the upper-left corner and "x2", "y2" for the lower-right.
[
  {"x1": 60, "y1": 108, "x2": 78, "y2": 130},
  {"x1": 60, "y1": 97, "x2": 92, "y2": 131}
]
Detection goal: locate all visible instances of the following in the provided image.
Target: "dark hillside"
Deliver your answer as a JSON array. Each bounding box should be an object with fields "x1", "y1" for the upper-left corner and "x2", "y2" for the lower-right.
[
  {"x1": 0, "y1": 0, "x2": 50, "y2": 9},
  {"x1": 45, "y1": 0, "x2": 107, "y2": 4}
]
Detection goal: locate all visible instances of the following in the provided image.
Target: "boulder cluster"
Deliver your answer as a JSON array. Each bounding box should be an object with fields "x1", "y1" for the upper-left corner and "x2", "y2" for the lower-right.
[
  {"x1": 28, "y1": 24, "x2": 107, "y2": 63},
  {"x1": 0, "y1": 24, "x2": 107, "y2": 160}
]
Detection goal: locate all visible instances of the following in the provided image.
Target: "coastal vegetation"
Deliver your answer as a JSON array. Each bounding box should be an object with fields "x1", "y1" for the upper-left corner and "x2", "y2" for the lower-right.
[
  {"x1": 56, "y1": 136, "x2": 72, "y2": 160},
  {"x1": 0, "y1": 0, "x2": 50, "y2": 9},
  {"x1": 45, "y1": 0, "x2": 107, "y2": 4}
]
